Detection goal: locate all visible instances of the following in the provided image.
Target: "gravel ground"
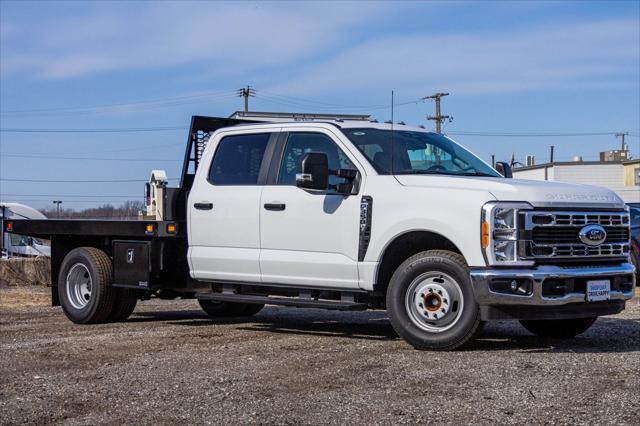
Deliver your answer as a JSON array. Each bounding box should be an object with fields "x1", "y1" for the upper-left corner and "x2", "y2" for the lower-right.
[{"x1": 1, "y1": 287, "x2": 639, "y2": 425}]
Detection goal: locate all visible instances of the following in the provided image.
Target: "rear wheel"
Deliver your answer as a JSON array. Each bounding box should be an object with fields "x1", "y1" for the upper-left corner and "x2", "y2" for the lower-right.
[
  {"x1": 107, "y1": 288, "x2": 138, "y2": 322},
  {"x1": 58, "y1": 247, "x2": 115, "y2": 324},
  {"x1": 519, "y1": 317, "x2": 597, "y2": 338},
  {"x1": 198, "y1": 299, "x2": 264, "y2": 317},
  {"x1": 241, "y1": 303, "x2": 264, "y2": 316},
  {"x1": 386, "y1": 250, "x2": 483, "y2": 350}
]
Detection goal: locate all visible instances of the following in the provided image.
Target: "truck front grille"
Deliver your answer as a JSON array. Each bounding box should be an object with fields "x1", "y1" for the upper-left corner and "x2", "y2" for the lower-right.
[
  {"x1": 531, "y1": 226, "x2": 629, "y2": 244},
  {"x1": 521, "y1": 211, "x2": 630, "y2": 260}
]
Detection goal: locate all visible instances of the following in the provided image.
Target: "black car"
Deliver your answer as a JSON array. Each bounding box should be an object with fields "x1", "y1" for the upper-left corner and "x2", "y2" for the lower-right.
[{"x1": 629, "y1": 203, "x2": 640, "y2": 283}]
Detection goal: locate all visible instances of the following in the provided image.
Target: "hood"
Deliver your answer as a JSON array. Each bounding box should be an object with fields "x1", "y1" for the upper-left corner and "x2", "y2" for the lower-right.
[{"x1": 394, "y1": 175, "x2": 625, "y2": 209}]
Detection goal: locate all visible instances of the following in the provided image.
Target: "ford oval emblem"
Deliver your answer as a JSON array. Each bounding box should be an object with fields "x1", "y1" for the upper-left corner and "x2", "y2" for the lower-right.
[{"x1": 578, "y1": 224, "x2": 607, "y2": 246}]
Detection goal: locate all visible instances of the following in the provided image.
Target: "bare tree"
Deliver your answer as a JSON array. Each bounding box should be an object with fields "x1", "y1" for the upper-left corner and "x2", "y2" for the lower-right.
[{"x1": 40, "y1": 200, "x2": 145, "y2": 219}]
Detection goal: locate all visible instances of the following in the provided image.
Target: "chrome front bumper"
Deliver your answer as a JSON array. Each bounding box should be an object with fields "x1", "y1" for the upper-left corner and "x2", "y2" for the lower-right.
[{"x1": 469, "y1": 263, "x2": 636, "y2": 306}]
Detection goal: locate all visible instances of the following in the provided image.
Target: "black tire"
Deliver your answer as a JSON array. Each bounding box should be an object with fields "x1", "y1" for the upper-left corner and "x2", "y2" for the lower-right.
[
  {"x1": 107, "y1": 288, "x2": 138, "y2": 322},
  {"x1": 386, "y1": 250, "x2": 483, "y2": 351},
  {"x1": 58, "y1": 247, "x2": 115, "y2": 324},
  {"x1": 198, "y1": 299, "x2": 250, "y2": 317},
  {"x1": 241, "y1": 303, "x2": 265, "y2": 316},
  {"x1": 519, "y1": 317, "x2": 597, "y2": 338}
]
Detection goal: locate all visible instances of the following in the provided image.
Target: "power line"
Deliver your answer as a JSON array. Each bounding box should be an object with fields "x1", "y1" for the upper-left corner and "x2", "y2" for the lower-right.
[
  {"x1": 255, "y1": 92, "x2": 424, "y2": 112},
  {"x1": 2, "y1": 143, "x2": 182, "y2": 156},
  {"x1": 0, "y1": 199, "x2": 140, "y2": 204},
  {"x1": 0, "y1": 178, "x2": 178, "y2": 183},
  {"x1": 1, "y1": 90, "x2": 238, "y2": 117},
  {"x1": 1, "y1": 126, "x2": 634, "y2": 137},
  {"x1": 258, "y1": 90, "x2": 411, "y2": 109},
  {"x1": 1, "y1": 154, "x2": 181, "y2": 162},
  {"x1": 0, "y1": 126, "x2": 185, "y2": 133},
  {"x1": 446, "y1": 131, "x2": 626, "y2": 137},
  {"x1": 5, "y1": 194, "x2": 140, "y2": 198}
]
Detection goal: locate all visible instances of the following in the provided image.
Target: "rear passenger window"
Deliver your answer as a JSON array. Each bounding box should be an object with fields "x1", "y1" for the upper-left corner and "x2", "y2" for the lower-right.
[{"x1": 208, "y1": 133, "x2": 271, "y2": 185}]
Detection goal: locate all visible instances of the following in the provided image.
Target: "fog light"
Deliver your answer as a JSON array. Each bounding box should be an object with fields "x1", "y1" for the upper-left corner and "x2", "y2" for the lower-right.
[{"x1": 489, "y1": 279, "x2": 532, "y2": 296}]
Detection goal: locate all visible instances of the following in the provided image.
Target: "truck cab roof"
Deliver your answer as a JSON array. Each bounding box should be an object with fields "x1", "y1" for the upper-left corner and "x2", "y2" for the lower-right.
[{"x1": 228, "y1": 119, "x2": 433, "y2": 135}]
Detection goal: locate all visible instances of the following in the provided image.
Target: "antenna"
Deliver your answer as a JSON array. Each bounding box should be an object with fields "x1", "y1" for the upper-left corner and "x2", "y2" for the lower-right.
[{"x1": 390, "y1": 90, "x2": 394, "y2": 175}]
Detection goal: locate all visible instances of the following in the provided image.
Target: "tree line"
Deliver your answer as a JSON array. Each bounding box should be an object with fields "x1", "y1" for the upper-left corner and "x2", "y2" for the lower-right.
[{"x1": 40, "y1": 200, "x2": 145, "y2": 219}]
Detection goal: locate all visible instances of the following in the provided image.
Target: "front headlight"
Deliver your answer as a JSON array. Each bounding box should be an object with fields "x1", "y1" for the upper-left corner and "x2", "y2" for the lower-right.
[{"x1": 481, "y1": 202, "x2": 534, "y2": 266}]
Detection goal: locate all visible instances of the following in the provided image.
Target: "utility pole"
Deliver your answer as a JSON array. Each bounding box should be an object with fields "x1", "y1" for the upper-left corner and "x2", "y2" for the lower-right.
[
  {"x1": 491, "y1": 154, "x2": 495, "y2": 168},
  {"x1": 237, "y1": 86, "x2": 256, "y2": 113},
  {"x1": 424, "y1": 92, "x2": 451, "y2": 133},
  {"x1": 53, "y1": 201, "x2": 62, "y2": 218},
  {"x1": 0, "y1": 205, "x2": 5, "y2": 257},
  {"x1": 616, "y1": 132, "x2": 628, "y2": 151},
  {"x1": 550, "y1": 145, "x2": 555, "y2": 163}
]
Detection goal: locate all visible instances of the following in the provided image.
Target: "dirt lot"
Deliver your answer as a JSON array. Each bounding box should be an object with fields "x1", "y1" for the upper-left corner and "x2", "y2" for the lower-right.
[{"x1": 1, "y1": 287, "x2": 639, "y2": 425}]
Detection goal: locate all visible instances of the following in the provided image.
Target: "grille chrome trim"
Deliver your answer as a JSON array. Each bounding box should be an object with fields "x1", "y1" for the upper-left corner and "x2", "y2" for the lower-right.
[
  {"x1": 521, "y1": 210, "x2": 630, "y2": 260},
  {"x1": 526, "y1": 242, "x2": 630, "y2": 258},
  {"x1": 524, "y1": 211, "x2": 629, "y2": 227}
]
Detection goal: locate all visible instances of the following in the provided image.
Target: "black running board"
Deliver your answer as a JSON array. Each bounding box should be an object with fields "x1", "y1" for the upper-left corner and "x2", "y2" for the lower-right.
[{"x1": 196, "y1": 292, "x2": 367, "y2": 311}]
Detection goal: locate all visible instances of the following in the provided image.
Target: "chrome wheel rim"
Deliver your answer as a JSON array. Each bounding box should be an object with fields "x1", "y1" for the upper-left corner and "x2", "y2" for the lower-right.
[
  {"x1": 66, "y1": 263, "x2": 92, "y2": 309},
  {"x1": 405, "y1": 272, "x2": 464, "y2": 333}
]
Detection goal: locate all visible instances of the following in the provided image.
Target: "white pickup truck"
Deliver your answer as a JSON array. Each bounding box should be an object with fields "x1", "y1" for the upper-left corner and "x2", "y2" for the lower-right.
[{"x1": 7, "y1": 114, "x2": 635, "y2": 350}]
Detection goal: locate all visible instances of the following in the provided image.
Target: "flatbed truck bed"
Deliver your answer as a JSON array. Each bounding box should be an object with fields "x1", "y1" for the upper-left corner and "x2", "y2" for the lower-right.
[{"x1": 6, "y1": 219, "x2": 184, "y2": 239}]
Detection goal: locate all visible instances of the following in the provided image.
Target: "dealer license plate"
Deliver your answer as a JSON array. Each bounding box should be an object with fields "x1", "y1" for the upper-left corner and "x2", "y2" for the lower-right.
[{"x1": 586, "y1": 280, "x2": 610, "y2": 302}]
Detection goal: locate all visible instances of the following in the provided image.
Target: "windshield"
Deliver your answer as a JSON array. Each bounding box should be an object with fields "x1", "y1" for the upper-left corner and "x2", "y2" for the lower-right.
[{"x1": 343, "y1": 128, "x2": 500, "y2": 177}]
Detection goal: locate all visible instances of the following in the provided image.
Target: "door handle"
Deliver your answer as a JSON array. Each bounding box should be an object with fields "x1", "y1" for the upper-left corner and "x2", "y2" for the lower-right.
[
  {"x1": 264, "y1": 203, "x2": 286, "y2": 211},
  {"x1": 193, "y1": 202, "x2": 213, "y2": 210}
]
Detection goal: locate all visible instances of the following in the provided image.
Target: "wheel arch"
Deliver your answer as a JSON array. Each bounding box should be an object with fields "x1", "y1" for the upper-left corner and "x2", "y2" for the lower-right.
[{"x1": 374, "y1": 229, "x2": 465, "y2": 295}]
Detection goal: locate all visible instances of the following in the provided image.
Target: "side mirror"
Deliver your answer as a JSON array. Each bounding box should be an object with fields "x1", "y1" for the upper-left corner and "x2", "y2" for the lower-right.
[
  {"x1": 495, "y1": 161, "x2": 513, "y2": 178},
  {"x1": 296, "y1": 152, "x2": 329, "y2": 190}
]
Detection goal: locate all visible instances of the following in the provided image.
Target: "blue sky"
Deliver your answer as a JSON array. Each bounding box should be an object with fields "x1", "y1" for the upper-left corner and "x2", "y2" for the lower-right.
[{"x1": 1, "y1": 0, "x2": 639, "y2": 210}]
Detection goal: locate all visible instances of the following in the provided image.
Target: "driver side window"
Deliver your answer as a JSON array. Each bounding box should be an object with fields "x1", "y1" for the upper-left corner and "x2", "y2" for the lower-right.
[{"x1": 277, "y1": 132, "x2": 355, "y2": 190}]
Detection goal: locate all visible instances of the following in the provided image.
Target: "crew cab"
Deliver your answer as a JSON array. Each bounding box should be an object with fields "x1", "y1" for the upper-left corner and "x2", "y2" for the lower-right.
[{"x1": 6, "y1": 114, "x2": 636, "y2": 350}]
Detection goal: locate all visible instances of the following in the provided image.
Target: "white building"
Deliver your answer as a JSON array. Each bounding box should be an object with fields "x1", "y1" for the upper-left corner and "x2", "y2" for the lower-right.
[{"x1": 512, "y1": 159, "x2": 640, "y2": 203}]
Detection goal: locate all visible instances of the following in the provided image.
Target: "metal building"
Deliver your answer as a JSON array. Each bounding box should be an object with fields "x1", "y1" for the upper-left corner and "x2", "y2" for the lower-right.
[{"x1": 512, "y1": 159, "x2": 640, "y2": 203}]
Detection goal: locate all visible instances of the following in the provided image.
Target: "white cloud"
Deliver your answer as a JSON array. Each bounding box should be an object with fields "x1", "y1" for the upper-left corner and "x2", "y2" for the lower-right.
[
  {"x1": 267, "y1": 18, "x2": 640, "y2": 96},
  {"x1": 1, "y1": 2, "x2": 638, "y2": 97},
  {"x1": 0, "y1": 1, "x2": 393, "y2": 79}
]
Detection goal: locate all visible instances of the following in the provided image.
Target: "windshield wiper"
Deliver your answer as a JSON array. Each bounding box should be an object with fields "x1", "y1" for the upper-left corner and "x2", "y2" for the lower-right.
[
  {"x1": 395, "y1": 170, "x2": 460, "y2": 176},
  {"x1": 396, "y1": 170, "x2": 498, "y2": 177},
  {"x1": 464, "y1": 172, "x2": 498, "y2": 177}
]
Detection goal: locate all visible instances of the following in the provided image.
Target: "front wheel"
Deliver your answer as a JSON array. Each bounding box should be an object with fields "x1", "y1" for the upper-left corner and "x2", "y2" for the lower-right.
[
  {"x1": 519, "y1": 317, "x2": 597, "y2": 338},
  {"x1": 386, "y1": 250, "x2": 483, "y2": 351}
]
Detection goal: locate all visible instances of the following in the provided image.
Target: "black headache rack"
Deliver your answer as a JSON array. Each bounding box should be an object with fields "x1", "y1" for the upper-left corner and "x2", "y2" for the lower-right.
[
  {"x1": 179, "y1": 115, "x2": 253, "y2": 191},
  {"x1": 169, "y1": 116, "x2": 255, "y2": 221}
]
